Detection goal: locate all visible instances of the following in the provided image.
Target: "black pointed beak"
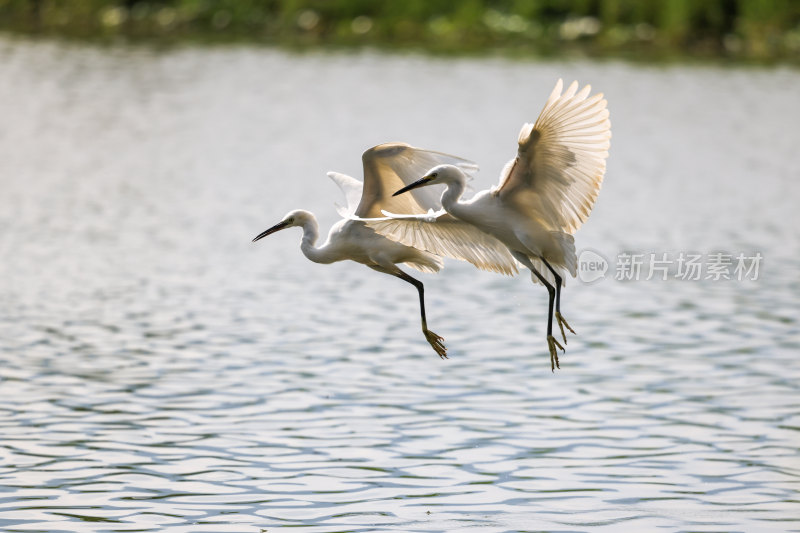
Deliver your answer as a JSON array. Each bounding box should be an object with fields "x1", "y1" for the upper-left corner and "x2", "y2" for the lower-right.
[
  {"x1": 252, "y1": 220, "x2": 290, "y2": 242},
  {"x1": 393, "y1": 175, "x2": 434, "y2": 197}
]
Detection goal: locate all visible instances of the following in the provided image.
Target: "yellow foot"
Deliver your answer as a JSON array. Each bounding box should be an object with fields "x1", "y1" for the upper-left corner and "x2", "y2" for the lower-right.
[
  {"x1": 555, "y1": 311, "x2": 576, "y2": 344},
  {"x1": 547, "y1": 335, "x2": 564, "y2": 371},
  {"x1": 424, "y1": 329, "x2": 447, "y2": 359}
]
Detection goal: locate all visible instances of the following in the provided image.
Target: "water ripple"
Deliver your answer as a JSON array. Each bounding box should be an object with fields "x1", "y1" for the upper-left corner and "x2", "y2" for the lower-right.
[{"x1": 1, "y1": 37, "x2": 799, "y2": 532}]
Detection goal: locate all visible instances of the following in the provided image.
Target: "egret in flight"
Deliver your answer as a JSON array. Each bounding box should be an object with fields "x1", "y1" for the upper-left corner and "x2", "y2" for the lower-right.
[
  {"x1": 252, "y1": 143, "x2": 514, "y2": 358},
  {"x1": 367, "y1": 80, "x2": 611, "y2": 370}
]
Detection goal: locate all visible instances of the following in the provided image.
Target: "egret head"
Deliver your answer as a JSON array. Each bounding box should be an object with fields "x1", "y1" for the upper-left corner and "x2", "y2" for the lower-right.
[
  {"x1": 392, "y1": 164, "x2": 465, "y2": 197},
  {"x1": 252, "y1": 209, "x2": 312, "y2": 242}
]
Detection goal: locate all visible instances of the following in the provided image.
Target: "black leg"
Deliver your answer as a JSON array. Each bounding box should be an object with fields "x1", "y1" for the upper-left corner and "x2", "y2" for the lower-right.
[
  {"x1": 529, "y1": 267, "x2": 555, "y2": 339},
  {"x1": 541, "y1": 258, "x2": 563, "y2": 313},
  {"x1": 541, "y1": 257, "x2": 576, "y2": 342},
  {"x1": 394, "y1": 271, "x2": 447, "y2": 359},
  {"x1": 529, "y1": 265, "x2": 563, "y2": 371},
  {"x1": 511, "y1": 251, "x2": 565, "y2": 371},
  {"x1": 395, "y1": 271, "x2": 427, "y2": 328}
]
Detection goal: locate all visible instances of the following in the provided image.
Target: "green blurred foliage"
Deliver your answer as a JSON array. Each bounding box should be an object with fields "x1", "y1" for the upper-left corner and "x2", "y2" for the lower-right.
[{"x1": 1, "y1": 0, "x2": 799, "y2": 62}]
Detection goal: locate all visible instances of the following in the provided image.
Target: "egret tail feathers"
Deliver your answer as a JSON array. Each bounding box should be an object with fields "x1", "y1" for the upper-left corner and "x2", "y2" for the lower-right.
[{"x1": 525, "y1": 232, "x2": 575, "y2": 287}]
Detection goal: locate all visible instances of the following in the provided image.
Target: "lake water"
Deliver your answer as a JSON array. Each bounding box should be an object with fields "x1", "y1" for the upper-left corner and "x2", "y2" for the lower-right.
[{"x1": 1, "y1": 36, "x2": 799, "y2": 532}]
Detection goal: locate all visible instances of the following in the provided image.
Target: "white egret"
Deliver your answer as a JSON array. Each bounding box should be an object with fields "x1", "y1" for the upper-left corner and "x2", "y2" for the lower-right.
[
  {"x1": 366, "y1": 80, "x2": 611, "y2": 370},
  {"x1": 252, "y1": 143, "x2": 517, "y2": 358}
]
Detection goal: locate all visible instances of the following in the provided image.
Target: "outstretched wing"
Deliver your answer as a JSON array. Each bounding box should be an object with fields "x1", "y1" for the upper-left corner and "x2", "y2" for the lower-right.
[
  {"x1": 366, "y1": 211, "x2": 519, "y2": 276},
  {"x1": 493, "y1": 79, "x2": 611, "y2": 234},
  {"x1": 356, "y1": 143, "x2": 478, "y2": 218},
  {"x1": 327, "y1": 171, "x2": 362, "y2": 217}
]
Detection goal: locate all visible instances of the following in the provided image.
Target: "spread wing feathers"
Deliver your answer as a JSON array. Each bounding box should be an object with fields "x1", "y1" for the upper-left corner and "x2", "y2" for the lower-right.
[
  {"x1": 357, "y1": 142, "x2": 478, "y2": 218},
  {"x1": 494, "y1": 79, "x2": 611, "y2": 234},
  {"x1": 366, "y1": 212, "x2": 519, "y2": 276},
  {"x1": 327, "y1": 171, "x2": 363, "y2": 218}
]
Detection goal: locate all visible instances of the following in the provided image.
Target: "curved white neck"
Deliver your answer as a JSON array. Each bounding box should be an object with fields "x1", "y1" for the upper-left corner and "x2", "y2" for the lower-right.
[
  {"x1": 298, "y1": 216, "x2": 323, "y2": 262},
  {"x1": 298, "y1": 216, "x2": 337, "y2": 264},
  {"x1": 441, "y1": 177, "x2": 468, "y2": 217}
]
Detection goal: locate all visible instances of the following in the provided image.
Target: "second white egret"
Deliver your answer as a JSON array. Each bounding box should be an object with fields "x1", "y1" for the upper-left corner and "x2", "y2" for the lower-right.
[{"x1": 367, "y1": 80, "x2": 611, "y2": 370}]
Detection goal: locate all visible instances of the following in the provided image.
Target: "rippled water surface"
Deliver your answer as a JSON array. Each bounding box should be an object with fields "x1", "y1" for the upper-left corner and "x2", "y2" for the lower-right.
[{"x1": 1, "y1": 37, "x2": 799, "y2": 532}]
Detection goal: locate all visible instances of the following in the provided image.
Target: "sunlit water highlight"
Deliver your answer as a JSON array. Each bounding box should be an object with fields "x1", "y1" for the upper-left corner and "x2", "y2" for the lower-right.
[{"x1": 0, "y1": 36, "x2": 799, "y2": 532}]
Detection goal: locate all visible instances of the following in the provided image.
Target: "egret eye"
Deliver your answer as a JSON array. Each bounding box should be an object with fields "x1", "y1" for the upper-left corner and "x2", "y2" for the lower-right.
[{"x1": 431, "y1": 172, "x2": 438, "y2": 178}]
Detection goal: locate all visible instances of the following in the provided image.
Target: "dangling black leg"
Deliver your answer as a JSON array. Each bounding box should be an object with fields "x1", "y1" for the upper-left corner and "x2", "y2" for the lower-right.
[
  {"x1": 529, "y1": 266, "x2": 564, "y2": 372},
  {"x1": 394, "y1": 271, "x2": 447, "y2": 359},
  {"x1": 541, "y1": 258, "x2": 576, "y2": 344},
  {"x1": 511, "y1": 251, "x2": 564, "y2": 371}
]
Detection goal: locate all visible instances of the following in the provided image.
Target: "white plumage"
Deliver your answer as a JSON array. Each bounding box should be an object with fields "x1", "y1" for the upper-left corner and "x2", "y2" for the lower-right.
[
  {"x1": 253, "y1": 143, "x2": 480, "y2": 359},
  {"x1": 494, "y1": 79, "x2": 610, "y2": 234},
  {"x1": 365, "y1": 79, "x2": 611, "y2": 370}
]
